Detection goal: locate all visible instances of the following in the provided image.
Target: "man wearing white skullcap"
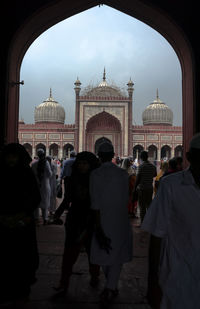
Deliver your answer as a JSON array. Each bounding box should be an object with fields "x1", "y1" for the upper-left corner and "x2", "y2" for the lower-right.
[
  {"x1": 89, "y1": 142, "x2": 133, "y2": 305},
  {"x1": 141, "y1": 133, "x2": 200, "y2": 309}
]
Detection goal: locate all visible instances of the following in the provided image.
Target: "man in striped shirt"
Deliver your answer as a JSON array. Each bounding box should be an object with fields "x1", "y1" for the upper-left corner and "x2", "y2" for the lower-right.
[{"x1": 133, "y1": 151, "x2": 157, "y2": 223}]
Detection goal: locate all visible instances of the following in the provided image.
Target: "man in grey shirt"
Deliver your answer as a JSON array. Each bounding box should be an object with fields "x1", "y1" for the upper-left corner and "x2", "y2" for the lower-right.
[
  {"x1": 59, "y1": 150, "x2": 76, "y2": 209},
  {"x1": 60, "y1": 150, "x2": 76, "y2": 180},
  {"x1": 133, "y1": 151, "x2": 157, "y2": 223}
]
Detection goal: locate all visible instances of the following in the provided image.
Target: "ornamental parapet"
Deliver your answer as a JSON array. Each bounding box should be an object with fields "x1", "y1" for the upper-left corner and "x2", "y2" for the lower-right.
[
  {"x1": 132, "y1": 125, "x2": 182, "y2": 132},
  {"x1": 79, "y1": 95, "x2": 129, "y2": 101}
]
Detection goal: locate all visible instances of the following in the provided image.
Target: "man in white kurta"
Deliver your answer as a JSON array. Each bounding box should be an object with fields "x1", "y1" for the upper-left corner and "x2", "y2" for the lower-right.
[
  {"x1": 31, "y1": 149, "x2": 52, "y2": 224},
  {"x1": 142, "y1": 133, "x2": 200, "y2": 309},
  {"x1": 90, "y1": 142, "x2": 132, "y2": 301}
]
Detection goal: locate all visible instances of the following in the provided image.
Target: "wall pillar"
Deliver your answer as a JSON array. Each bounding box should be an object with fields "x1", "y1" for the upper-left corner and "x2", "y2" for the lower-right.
[
  {"x1": 32, "y1": 147, "x2": 36, "y2": 158},
  {"x1": 59, "y1": 146, "x2": 63, "y2": 159},
  {"x1": 157, "y1": 148, "x2": 161, "y2": 161}
]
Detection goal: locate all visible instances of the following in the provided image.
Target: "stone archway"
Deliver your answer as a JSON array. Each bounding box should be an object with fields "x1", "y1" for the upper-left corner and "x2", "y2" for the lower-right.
[
  {"x1": 175, "y1": 145, "x2": 183, "y2": 157},
  {"x1": 5, "y1": 0, "x2": 195, "y2": 165},
  {"x1": 133, "y1": 145, "x2": 144, "y2": 160},
  {"x1": 23, "y1": 142, "x2": 32, "y2": 157},
  {"x1": 148, "y1": 145, "x2": 157, "y2": 161},
  {"x1": 63, "y1": 143, "x2": 74, "y2": 158},
  {"x1": 86, "y1": 111, "x2": 121, "y2": 155},
  {"x1": 49, "y1": 143, "x2": 59, "y2": 157},
  {"x1": 161, "y1": 145, "x2": 171, "y2": 160}
]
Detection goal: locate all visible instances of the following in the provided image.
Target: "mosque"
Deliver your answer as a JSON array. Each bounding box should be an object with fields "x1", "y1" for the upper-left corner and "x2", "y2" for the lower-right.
[{"x1": 18, "y1": 70, "x2": 183, "y2": 161}]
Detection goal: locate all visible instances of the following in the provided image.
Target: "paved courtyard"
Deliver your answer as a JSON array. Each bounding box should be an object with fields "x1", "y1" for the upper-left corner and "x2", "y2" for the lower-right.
[{"x1": 1, "y1": 216, "x2": 151, "y2": 309}]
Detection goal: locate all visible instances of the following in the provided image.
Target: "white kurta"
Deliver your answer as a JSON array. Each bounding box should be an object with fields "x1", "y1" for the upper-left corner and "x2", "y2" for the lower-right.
[
  {"x1": 142, "y1": 168, "x2": 200, "y2": 309},
  {"x1": 90, "y1": 162, "x2": 133, "y2": 266},
  {"x1": 31, "y1": 160, "x2": 52, "y2": 210}
]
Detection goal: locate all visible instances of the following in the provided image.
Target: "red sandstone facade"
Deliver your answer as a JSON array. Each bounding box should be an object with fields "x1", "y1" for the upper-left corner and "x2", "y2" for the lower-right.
[{"x1": 18, "y1": 74, "x2": 182, "y2": 161}]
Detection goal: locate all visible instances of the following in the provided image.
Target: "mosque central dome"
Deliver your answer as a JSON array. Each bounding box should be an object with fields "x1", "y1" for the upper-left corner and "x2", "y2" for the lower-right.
[
  {"x1": 82, "y1": 68, "x2": 125, "y2": 97},
  {"x1": 34, "y1": 89, "x2": 65, "y2": 124},
  {"x1": 142, "y1": 90, "x2": 173, "y2": 126}
]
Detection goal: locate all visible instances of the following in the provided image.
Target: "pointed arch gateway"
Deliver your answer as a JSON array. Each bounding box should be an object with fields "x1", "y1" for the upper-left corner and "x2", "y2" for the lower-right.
[{"x1": 86, "y1": 111, "x2": 121, "y2": 155}]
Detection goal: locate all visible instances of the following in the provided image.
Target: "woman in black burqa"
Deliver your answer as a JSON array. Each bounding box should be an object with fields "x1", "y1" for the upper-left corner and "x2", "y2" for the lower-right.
[
  {"x1": 53, "y1": 151, "x2": 100, "y2": 294},
  {"x1": 0, "y1": 143, "x2": 41, "y2": 304}
]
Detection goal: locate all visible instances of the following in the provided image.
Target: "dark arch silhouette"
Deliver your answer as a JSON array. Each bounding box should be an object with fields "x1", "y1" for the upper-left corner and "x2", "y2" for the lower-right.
[
  {"x1": 133, "y1": 145, "x2": 144, "y2": 160},
  {"x1": 23, "y1": 143, "x2": 32, "y2": 157},
  {"x1": 49, "y1": 143, "x2": 59, "y2": 157},
  {"x1": 161, "y1": 145, "x2": 171, "y2": 160},
  {"x1": 148, "y1": 144, "x2": 158, "y2": 160},
  {"x1": 5, "y1": 0, "x2": 195, "y2": 166},
  {"x1": 63, "y1": 143, "x2": 74, "y2": 158}
]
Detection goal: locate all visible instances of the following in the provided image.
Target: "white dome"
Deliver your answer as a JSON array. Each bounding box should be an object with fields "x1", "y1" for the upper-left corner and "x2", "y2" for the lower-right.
[
  {"x1": 142, "y1": 90, "x2": 173, "y2": 126},
  {"x1": 34, "y1": 89, "x2": 65, "y2": 124}
]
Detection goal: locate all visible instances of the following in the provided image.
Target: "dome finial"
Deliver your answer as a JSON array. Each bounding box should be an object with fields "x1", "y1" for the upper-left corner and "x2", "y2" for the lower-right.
[
  {"x1": 156, "y1": 88, "x2": 159, "y2": 100},
  {"x1": 103, "y1": 67, "x2": 106, "y2": 81}
]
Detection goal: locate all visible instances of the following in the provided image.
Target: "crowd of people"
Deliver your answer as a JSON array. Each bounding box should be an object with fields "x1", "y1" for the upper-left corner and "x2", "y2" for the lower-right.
[{"x1": 0, "y1": 133, "x2": 200, "y2": 309}]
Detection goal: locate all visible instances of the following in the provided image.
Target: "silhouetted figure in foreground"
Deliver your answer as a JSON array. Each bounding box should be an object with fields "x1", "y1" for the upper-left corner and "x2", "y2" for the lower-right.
[
  {"x1": 0, "y1": 143, "x2": 41, "y2": 305},
  {"x1": 90, "y1": 142, "x2": 133, "y2": 306},
  {"x1": 142, "y1": 133, "x2": 200, "y2": 309},
  {"x1": 53, "y1": 151, "x2": 100, "y2": 294}
]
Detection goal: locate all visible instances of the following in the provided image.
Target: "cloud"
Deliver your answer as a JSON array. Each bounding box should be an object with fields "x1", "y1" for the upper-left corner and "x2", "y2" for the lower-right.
[{"x1": 20, "y1": 5, "x2": 182, "y2": 125}]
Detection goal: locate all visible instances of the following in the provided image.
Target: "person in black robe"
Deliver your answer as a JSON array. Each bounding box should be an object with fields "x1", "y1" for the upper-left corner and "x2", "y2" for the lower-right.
[
  {"x1": 0, "y1": 143, "x2": 41, "y2": 304},
  {"x1": 53, "y1": 151, "x2": 100, "y2": 294}
]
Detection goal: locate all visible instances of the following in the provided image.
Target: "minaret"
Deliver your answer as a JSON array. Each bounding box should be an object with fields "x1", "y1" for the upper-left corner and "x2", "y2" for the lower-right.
[
  {"x1": 74, "y1": 77, "x2": 81, "y2": 152},
  {"x1": 74, "y1": 77, "x2": 81, "y2": 97},
  {"x1": 127, "y1": 78, "x2": 134, "y2": 155},
  {"x1": 127, "y1": 77, "x2": 134, "y2": 100}
]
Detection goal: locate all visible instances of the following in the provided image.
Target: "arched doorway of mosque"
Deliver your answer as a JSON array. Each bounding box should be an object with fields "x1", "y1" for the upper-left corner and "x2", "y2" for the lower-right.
[
  {"x1": 36, "y1": 143, "x2": 46, "y2": 155},
  {"x1": 23, "y1": 143, "x2": 32, "y2": 157},
  {"x1": 63, "y1": 143, "x2": 74, "y2": 158},
  {"x1": 161, "y1": 145, "x2": 171, "y2": 160},
  {"x1": 133, "y1": 145, "x2": 144, "y2": 160},
  {"x1": 86, "y1": 111, "x2": 121, "y2": 156},
  {"x1": 175, "y1": 145, "x2": 183, "y2": 157},
  {"x1": 148, "y1": 145, "x2": 157, "y2": 161},
  {"x1": 94, "y1": 137, "x2": 113, "y2": 154},
  {"x1": 49, "y1": 143, "x2": 59, "y2": 158}
]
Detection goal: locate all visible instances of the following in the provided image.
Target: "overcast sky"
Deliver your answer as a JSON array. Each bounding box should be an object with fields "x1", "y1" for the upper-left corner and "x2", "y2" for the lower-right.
[{"x1": 19, "y1": 4, "x2": 182, "y2": 125}]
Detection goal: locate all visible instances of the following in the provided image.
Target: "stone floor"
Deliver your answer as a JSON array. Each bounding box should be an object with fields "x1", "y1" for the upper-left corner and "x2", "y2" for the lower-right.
[{"x1": 1, "y1": 216, "x2": 151, "y2": 309}]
